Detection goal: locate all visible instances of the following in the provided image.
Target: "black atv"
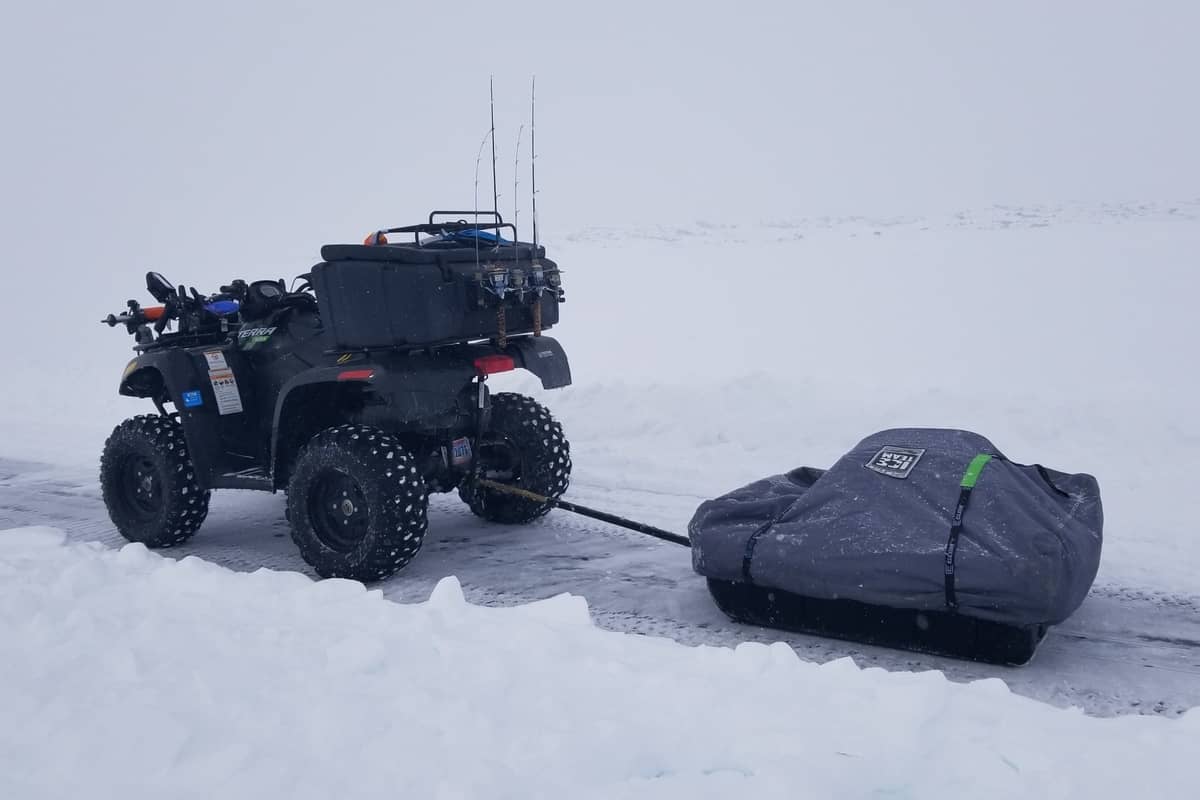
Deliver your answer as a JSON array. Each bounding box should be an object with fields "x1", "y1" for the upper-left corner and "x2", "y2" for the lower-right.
[{"x1": 99, "y1": 212, "x2": 571, "y2": 582}]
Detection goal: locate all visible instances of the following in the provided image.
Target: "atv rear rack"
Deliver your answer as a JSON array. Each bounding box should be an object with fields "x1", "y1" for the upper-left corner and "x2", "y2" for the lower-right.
[{"x1": 377, "y1": 211, "x2": 518, "y2": 246}]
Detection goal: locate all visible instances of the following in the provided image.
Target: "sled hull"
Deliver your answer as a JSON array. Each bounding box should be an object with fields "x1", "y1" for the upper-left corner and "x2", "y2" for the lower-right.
[{"x1": 707, "y1": 578, "x2": 1047, "y2": 666}]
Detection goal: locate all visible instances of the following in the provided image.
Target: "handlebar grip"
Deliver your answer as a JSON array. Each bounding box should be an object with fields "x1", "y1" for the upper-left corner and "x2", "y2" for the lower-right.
[{"x1": 142, "y1": 306, "x2": 166, "y2": 321}]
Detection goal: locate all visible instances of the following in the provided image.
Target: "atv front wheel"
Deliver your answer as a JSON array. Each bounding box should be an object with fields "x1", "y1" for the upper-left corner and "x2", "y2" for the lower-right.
[
  {"x1": 460, "y1": 393, "x2": 571, "y2": 524},
  {"x1": 100, "y1": 415, "x2": 210, "y2": 547},
  {"x1": 287, "y1": 425, "x2": 428, "y2": 582}
]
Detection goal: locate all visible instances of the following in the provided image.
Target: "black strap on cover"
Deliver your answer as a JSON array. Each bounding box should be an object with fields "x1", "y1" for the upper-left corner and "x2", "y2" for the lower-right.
[
  {"x1": 741, "y1": 499, "x2": 807, "y2": 584},
  {"x1": 943, "y1": 454, "x2": 993, "y2": 609},
  {"x1": 741, "y1": 517, "x2": 779, "y2": 583}
]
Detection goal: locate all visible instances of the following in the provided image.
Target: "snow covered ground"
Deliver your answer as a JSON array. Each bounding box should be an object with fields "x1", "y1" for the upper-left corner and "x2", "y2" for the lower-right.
[
  {"x1": 3, "y1": 2, "x2": 1200, "y2": 796},
  {"x1": 1, "y1": 527, "x2": 1195, "y2": 800},
  {"x1": 3, "y1": 206, "x2": 1200, "y2": 724}
]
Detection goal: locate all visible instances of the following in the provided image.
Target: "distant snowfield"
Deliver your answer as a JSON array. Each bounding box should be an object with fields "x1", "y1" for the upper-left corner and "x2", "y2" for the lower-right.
[
  {"x1": 536, "y1": 203, "x2": 1200, "y2": 595},
  {"x1": 0, "y1": 527, "x2": 1194, "y2": 800}
]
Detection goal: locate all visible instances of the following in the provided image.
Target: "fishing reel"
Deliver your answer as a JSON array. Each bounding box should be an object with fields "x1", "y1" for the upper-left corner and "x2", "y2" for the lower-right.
[
  {"x1": 534, "y1": 263, "x2": 564, "y2": 304},
  {"x1": 481, "y1": 266, "x2": 511, "y2": 302},
  {"x1": 476, "y1": 262, "x2": 562, "y2": 306}
]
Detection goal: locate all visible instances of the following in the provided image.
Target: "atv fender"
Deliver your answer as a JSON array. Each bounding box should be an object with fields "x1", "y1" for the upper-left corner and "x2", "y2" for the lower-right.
[
  {"x1": 118, "y1": 350, "x2": 191, "y2": 400},
  {"x1": 119, "y1": 363, "x2": 166, "y2": 399},
  {"x1": 504, "y1": 335, "x2": 572, "y2": 389},
  {"x1": 268, "y1": 358, "x2": 478, "y2": 485},
  {"x1": 117, "y1": 348, "x2": 232, "y2": 491},
  {"x1": 269, "y1": 365, "x2": 365, "y2": 478}
]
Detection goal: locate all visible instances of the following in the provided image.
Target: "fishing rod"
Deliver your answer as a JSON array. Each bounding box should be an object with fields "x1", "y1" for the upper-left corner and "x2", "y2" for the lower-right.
[
  {"x1": 529, "y1": 76, "x2": 544, "y2": 335},
  {"x1": 489, "y1": 76, "x2": 500, "y2": 246},
  {"x1": 530, "y1": 75, "x2": 539, "y2": 254},
  {"x1": 513, "y1": 123, "x2": 525, "y2": 278},
  {"x1": 472, "y1": 128, "x2": 492, "y2": 274}
]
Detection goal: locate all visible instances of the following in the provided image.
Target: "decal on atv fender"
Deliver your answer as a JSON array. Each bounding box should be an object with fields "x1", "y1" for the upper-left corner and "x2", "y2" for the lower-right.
[
  {"x1": 208, "y1": 369, "x2": 244, "y2": 415},
  {"x1": 203, "y1": 350, "x2": 229, "y2": 370},
  {"x1": 238, "y1": 326, "x2": 277, "y2": 349}
]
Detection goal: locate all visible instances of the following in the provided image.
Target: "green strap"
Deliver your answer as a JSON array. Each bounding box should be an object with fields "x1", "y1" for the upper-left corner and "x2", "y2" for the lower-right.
[{"x1": 960, "y1": 454, "x2": 993, "y2": 489}]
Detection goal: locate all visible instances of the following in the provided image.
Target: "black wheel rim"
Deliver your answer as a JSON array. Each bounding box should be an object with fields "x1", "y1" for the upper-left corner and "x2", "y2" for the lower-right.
[
  {"x1": 119, "y1": 454, "x2": 164, "y2": 520},
  {"x1": 477, "y1": 436, "x2": 523, "y2": 483},
  {"x1": 307, "y1": 469, "x2": 370, "y2": 552}
]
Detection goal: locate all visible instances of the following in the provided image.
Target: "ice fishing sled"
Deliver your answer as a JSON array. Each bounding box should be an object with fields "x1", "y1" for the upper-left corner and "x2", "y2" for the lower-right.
[{"x1": 689, "y1": 429, "x2": 1104, "y2": 665}]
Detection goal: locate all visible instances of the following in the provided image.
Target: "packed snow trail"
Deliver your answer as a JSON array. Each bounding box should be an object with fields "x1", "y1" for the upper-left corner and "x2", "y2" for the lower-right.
[{"x1": 2, "y1": 458, "x2": 1197, "y2": 719}]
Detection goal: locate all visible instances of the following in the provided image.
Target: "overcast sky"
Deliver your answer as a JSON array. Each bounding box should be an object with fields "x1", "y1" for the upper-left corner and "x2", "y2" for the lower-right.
[{"x1": 2, "y1": 0, "x2": 1196, "y2": 280}]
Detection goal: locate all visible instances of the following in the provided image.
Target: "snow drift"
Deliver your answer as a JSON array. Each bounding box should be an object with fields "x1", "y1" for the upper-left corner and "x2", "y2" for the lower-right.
[{"x1": 0, "y1": 526, "x2": 1193, "y2": 799}]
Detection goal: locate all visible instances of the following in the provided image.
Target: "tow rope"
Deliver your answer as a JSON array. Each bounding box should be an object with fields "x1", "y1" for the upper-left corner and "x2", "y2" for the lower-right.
[{"x1": 475, "y1": 479, "x2": 690, "y2": 547}]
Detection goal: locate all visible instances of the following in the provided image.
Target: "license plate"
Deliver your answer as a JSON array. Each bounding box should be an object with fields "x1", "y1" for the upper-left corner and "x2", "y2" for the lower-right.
[{"x1": 450, "y1": 437, "x2": 473, "y2": 466}]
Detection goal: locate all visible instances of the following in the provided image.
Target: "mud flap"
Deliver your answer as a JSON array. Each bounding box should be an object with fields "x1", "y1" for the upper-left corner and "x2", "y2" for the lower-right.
[{"x1": 505, "y1": 335, "x2": 572, "y2": 389}]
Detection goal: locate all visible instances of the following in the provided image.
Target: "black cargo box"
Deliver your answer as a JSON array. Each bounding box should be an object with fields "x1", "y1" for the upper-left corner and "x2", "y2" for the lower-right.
[{"x1": 311, "y1": 242, "x2": 561, "y2": 349}]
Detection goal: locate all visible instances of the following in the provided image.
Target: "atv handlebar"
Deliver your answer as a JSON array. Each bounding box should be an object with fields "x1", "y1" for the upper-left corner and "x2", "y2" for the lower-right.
[{"x1": 102, "y1": 295, "x2": 239, "y2": 335}]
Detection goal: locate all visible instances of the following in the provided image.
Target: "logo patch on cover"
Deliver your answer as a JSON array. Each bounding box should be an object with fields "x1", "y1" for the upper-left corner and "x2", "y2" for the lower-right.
[
  {"x1": 866, "y1": 446, "x2": 926, "y2": 479},
  {"x1": 182, "y1": 390, "x2": 203, "y2": 408}
]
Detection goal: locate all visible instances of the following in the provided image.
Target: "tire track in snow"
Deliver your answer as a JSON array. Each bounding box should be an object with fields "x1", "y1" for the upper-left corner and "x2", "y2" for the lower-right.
[{"x1": 2, "y1": 458, "x2": 1197, "y2": 718}]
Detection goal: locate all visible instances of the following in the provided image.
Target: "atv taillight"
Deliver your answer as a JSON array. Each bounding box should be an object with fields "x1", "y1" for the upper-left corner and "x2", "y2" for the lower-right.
[
  {"x1": 474, "y1": 355, "x2": 515, "y2": 375},
  {"x1": 337, "y1": 369, "x2": 375, "y2": 382}
]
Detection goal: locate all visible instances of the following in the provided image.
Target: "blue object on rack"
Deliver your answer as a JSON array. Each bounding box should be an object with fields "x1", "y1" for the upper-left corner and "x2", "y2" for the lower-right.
[{"x1": 204, "y1": 300, "x2": 240, "y2": 316}]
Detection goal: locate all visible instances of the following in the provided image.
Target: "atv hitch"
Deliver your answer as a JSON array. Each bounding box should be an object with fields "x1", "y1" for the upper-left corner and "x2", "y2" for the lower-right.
[{"x1": 474, "y1": 479, "x2": 690, "y2": 547}]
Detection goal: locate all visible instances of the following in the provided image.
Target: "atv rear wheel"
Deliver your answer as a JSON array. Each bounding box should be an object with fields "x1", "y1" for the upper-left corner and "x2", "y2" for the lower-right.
[
  {"x1": 100, "y1": 415, "x2": 210, "y2": 547},
  {"x1": 287, "y1": 425, "x2": 428, "y2": 582},
  {"x1": 460, "y1": 393, "x2": 571, "y2": 524}
]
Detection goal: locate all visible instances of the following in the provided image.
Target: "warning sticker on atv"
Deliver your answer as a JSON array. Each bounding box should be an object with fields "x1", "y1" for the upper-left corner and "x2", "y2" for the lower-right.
[
  {"x1": 865, "y1": 446, "x2": 925, "y2": 479},
  {"x1": 203, "y1": 350, "x2": 229, "y2": 371},
  {"x1": 207, "y1": 369, "x2": 244, "y2": 415},
  {"x1": 450, "y1": 437, "x2": 473, "y2": 466}
]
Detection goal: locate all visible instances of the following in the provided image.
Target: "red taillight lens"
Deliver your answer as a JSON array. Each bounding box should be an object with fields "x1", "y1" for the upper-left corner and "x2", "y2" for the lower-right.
[
  {"x1": 474, "y1": 355, "x2": 515, "y2": 375},
  {"x1": 337, "y1": 369, "x2": 375, "y2": 382}
]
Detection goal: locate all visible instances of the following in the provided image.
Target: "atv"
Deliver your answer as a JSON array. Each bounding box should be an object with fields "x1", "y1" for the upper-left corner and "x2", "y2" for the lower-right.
[{"x1": 99, "y1": 212, "x2": 571, "y2": 582}]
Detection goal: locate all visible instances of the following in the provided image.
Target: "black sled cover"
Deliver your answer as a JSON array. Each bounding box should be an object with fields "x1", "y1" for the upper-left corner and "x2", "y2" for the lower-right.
[{"x1": 690, "y1": 429, "x2": 1103, "y2": 629}]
